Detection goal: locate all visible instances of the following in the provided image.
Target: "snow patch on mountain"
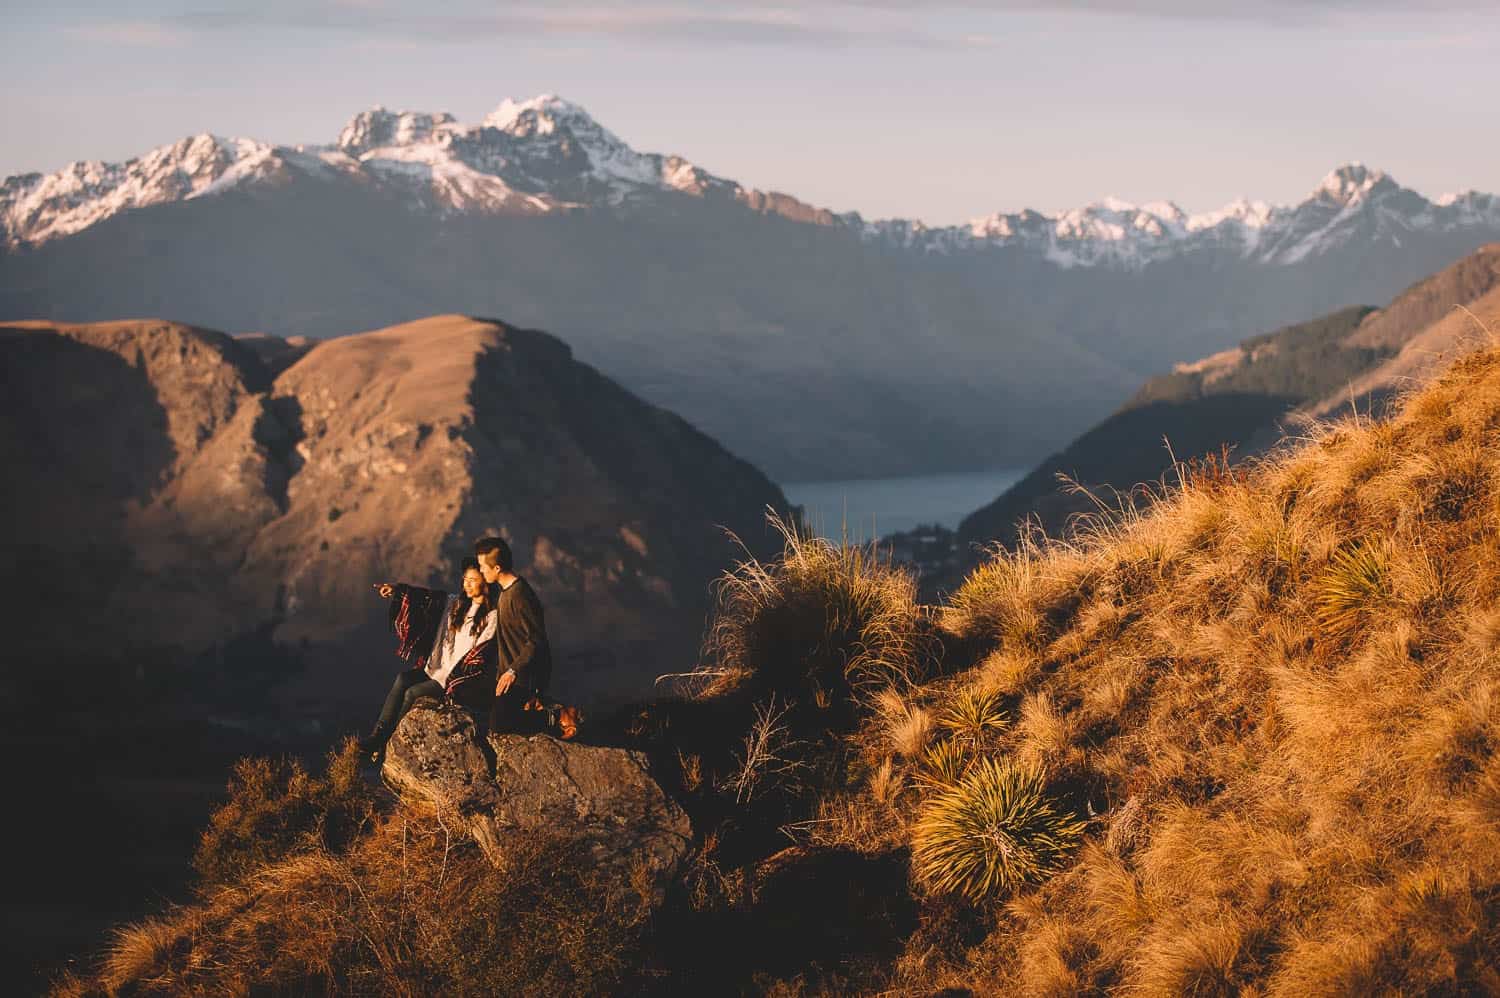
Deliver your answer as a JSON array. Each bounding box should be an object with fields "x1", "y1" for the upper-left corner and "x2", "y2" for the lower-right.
[{"x1": 0, "y1": 134, "x2": 295, "y2": 246}]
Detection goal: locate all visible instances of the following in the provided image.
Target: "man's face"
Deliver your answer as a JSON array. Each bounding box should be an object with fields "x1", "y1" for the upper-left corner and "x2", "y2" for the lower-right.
[{"x1": 476, "y1": 550, "x2": 501, "y2": 583}]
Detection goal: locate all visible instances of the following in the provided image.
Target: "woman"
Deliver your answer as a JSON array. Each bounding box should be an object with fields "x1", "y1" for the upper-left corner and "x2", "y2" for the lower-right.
[{"x1": 361, "y1": 558, "x2": 498, "y2": 759}]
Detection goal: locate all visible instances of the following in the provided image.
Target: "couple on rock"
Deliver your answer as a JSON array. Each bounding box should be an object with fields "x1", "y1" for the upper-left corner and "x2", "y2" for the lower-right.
[{"x1": 361, "y1": 536, "x2": 566, "y2": 761}]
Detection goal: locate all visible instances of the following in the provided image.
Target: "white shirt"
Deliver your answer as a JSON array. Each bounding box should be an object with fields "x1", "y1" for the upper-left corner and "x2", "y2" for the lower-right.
[{"x1": 424, "y1": 599, "x2": 498, "y2": 687}]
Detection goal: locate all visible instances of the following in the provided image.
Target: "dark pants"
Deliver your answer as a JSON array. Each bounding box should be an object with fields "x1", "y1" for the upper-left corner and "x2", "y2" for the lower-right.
[{"x1": 375, "y1": 668, "x2": 443, "y2": 735}]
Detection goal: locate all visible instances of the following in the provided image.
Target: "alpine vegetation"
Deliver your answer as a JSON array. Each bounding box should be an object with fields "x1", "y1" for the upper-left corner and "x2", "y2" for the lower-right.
[
  {"x1": 52, "y1": 341, "x2": 1500, "y2": 994},
  {"x1": 912, "y1": 756, "x2": 1086, "y2": 903}
]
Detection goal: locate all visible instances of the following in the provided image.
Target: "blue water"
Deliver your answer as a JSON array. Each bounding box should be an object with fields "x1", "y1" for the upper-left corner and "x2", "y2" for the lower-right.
[{"x1": 782, "y1": 467, "x2": 1029, "y2": 540}]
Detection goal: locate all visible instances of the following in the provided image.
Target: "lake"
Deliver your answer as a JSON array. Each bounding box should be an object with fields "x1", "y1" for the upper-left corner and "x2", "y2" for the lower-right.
[{"x1": 782, "y1": 467, "x2": 1030, "y2": 540}]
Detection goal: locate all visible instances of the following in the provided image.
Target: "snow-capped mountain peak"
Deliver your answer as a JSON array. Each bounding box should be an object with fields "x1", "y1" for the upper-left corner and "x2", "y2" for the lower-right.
[
  {"x1": 1313, "y1": 162, "x2": 1391, "y2": 206},
  {"x1": 336, "y1": 107, "x2": 460, "y2": 155},
  {"x1": 0, "y1": 132, "x2": 298, "y2": 247},
  {"x1": 1187, "y1": 197, "x2": 1276, "y2": 232},
  {"x1": 484, "y1": 94, "x2": 594, "y2": 137}
]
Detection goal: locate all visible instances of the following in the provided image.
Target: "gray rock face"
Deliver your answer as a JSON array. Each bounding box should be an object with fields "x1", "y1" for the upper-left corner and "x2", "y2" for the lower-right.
[{"x1": 382, "y1": 702, "x2": 692, "y2": 899}]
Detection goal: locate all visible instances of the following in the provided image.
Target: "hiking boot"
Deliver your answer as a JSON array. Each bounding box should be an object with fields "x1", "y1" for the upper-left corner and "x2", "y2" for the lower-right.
[{"x1": 358, "y1": 723, "x2": 391, "y2": 764}]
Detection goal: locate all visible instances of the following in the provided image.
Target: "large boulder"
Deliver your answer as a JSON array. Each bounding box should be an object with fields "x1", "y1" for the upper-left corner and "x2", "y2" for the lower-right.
[{"x1": 382, "y1": 702, "x2": 692, "y2": 899}]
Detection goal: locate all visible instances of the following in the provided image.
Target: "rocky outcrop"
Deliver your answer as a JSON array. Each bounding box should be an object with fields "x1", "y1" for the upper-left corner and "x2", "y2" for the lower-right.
[{"x1": 382, "y1": 702, "x2": 692, "y2": 901}]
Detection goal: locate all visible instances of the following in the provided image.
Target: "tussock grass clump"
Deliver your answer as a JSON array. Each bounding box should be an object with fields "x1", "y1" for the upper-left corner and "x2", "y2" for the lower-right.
[
  {"x1": 695, "y1": 512, "x2": 929, "y2": 706},
  {"x1": 193, "y1": 737, "x2": 376, "y2": 888},
  {"x1": 1310, "y1": 537, "x2": 1392, "y2": 634},
  {"x1": 875, "y1": 686, "x2": 934, "y2": 759},
  {"x1": 943, "y1": 545, "x2": 1062, "y2": 651},
  {"x1": 669, "y1": 512, "x2": 934, "y2": 858},
  {"x1": 938, "y1": 686, "x2": 1007, "y2": 744},
  {"x1": 916, "y1": 737, "x2": 974, "y2": 790},
  {"x1": 911, "y1": 757, "x2": 1085, "y2": 903}
]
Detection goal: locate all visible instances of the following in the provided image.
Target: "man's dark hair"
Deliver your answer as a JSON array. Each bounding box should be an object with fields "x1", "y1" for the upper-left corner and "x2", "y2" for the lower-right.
[{"x1": 474, "y1": 536, "x2": 513, "y2": 572}]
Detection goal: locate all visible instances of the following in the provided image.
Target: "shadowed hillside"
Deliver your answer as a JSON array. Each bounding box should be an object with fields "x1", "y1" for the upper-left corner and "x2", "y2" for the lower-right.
[
  {"x1": 58, "y1": 334, "x2": 1500, "y2": 994},
  {"x1": 961, "y1": 243, "x2": 1500, "y2": 551},
  {"x1": 0, "y1": 313, "x2": 789, "y2": 990},
  {"x1": 0, "y1": 314, "x2": 789, "y2": 714}
]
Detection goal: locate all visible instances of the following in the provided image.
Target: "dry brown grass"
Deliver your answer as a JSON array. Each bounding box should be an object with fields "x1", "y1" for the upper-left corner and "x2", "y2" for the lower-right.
[
  {"x1": 60, "y1": 797, "x2": 651, "y2": 997},
  {"x1": 192, "y1": 737, "x2": 376, "y2": 888},
  {"x1": 901, "y1": 345, "x2": 1500, "y2": 993},
  {"x1": 694, "y1": 511, "x2": 930, "y2": 705},
  {"x1": 57, "y1": 346, "x2": 1500, "y2": 995}
]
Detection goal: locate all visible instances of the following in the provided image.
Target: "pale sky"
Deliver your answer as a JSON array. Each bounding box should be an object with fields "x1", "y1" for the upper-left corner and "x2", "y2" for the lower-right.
[{"x1": 3, "y1": 1, "x2": 1498, "y2": 225}]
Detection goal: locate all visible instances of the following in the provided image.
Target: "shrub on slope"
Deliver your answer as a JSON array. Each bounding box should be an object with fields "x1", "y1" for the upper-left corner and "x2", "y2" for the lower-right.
[
  {"x1": 55, "y1": 756, "x2": 649, "y2": 996},
  {"x1": 892, "y1": 345, "x2": 1500, "y2": 994}
]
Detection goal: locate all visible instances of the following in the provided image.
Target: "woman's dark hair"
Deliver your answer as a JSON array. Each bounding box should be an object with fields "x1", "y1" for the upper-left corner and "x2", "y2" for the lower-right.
[
  {"x1": 449, "y1": 557, "x2": 493, "y2": 637},
  {"x1": 474, "y1": 536, "x2": 513, "y2": 573}
]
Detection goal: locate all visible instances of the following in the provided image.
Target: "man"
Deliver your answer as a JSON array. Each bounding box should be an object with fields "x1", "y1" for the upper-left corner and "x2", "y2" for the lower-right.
[{"x1": 474, "y1": 536, "x2": 553, "y2": 733}]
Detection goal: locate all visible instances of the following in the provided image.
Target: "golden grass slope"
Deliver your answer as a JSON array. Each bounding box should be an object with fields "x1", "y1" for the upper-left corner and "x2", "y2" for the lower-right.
[
  {"x1": 895, "y1": 342, "x2": 1500, "y2": 993},
  {"x1": 51, "y1": 331, "x2": 1500, "y2": 996}
]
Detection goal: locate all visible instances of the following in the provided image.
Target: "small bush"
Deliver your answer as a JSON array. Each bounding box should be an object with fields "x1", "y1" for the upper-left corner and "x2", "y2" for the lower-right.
[
  {"x1": 193, "y1": 737, "x2": 376, "y2": 888},
  {"x1": 74, "y1": 806, "x2": 651, "y2": 996},
  {"x1": 912, "y1": 757, "x2": 1085, "y2": 903}
]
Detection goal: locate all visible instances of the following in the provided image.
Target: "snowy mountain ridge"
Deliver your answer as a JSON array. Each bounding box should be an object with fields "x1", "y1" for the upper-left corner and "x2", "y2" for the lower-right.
[
  {"x1": 861, "y1": 163, "x2": 1500, "y2": 267},
  {"x1": 4, "y1": 94, "x2": 1498, "y2": 269}
]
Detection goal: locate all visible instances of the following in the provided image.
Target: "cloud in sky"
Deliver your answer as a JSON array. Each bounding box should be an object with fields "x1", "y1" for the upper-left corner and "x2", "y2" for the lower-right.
[
  {"x1": 65, "y1": 19, "x2": 193, "y2": 47},
  {"x1": 57, "y1": 0, "x2": 1500, "y2": 49},
  {"x1": 79, "y1": 3, "x2": 985, "y2": 50}
]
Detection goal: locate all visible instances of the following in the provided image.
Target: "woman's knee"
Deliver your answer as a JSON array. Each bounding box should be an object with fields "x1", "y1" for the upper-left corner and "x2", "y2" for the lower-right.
[{"x1": 402, "y1": 684, "x2": 438, "y2": 712}]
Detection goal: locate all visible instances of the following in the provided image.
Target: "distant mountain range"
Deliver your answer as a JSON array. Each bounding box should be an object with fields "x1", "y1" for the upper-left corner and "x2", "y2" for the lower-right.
[
  {"x1": 5, "y1": 95, "x2": 1500, "y2": 479},
  {"x1": 959, "y1": 243, "x2": 1500, "y2": 548}
]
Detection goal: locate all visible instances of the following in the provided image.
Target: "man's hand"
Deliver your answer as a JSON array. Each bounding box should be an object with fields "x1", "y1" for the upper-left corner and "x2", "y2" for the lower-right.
[
  {"x1": 495, "y1": 669, "x2": 516, "y2": 696},
  {"x1": 374, "y1": 583, "x2": 394, "y2": 599}
]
